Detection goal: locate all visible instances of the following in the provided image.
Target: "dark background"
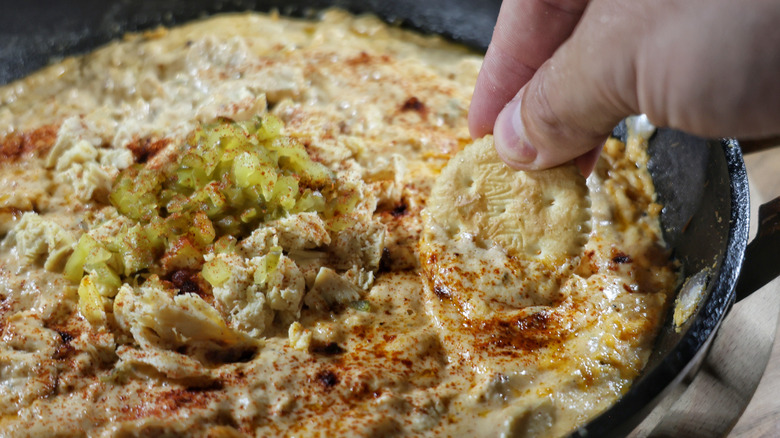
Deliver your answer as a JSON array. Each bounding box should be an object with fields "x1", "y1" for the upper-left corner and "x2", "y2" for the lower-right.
[{"x1": 0, "y1": 0, "x2": 501, "y2": 84}]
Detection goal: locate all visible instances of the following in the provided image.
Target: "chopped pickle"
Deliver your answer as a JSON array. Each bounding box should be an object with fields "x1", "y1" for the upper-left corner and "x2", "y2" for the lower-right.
[
  {"x1": 190, "y1": 212, "x2": 216, "y2": 246},
  {"x1": 202, "y1": 258, "x2": 231, "y2": 287},
  {"x1": 63, "y1": 115, "x2": 360, "y2": 311},
  {"x1": 254, "y1": 246, "x2": 283, "y2": 286},
  {"x1": 253, "y1": 264, "x2": 267, "y2": 286},
  {"x1": 64, "y1": 234, "x2": 102, "y2": 282},
  {"x1": 161, "y1": 236, "x2": 204, "y2": 271},
  {"x1": 78, "y1": 274, "x2": 107, "y2": 325},
  {"x1": 89, "y1": 263, "x2": 122, "y2": 297},
  {"x1": 213, "y1": 235, "x2": 237, "y2": 254},
  {"x1": 349, "y1": 300, "x2": 372, "y2": 312},
  {"x1": 266, "y1": 246, "x2": 283, "y2": 272}
]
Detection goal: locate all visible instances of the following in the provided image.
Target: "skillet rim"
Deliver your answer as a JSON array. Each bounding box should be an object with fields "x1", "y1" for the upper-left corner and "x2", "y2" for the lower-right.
[{"x1": 571, "y1": 137, "x2": 749, "y2": 437}]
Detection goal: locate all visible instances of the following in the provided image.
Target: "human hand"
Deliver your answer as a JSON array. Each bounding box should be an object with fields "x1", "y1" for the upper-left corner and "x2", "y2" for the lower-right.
[{"x1": 469, "y1": 0, "x2": 780, "y2": 174}]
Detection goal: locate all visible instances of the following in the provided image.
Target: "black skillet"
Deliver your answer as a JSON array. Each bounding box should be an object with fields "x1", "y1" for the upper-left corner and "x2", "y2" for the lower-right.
[{"x1": 2, "y1": 1, "x2": 779, "y2": 436}]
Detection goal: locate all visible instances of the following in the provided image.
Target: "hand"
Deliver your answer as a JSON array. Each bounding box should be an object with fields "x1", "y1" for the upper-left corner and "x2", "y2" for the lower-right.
[{"x1": 469, "y1": 0, "x2": 780, "y2": 174}]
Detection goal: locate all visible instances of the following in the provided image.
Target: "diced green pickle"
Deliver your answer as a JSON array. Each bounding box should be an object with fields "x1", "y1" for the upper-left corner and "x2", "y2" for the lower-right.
[
  {"x1": 78, "y1": 274, "x2": 107, "y2": 325},
  {"x1": 190, "y1": 212, "x2": 216, "y2": 246},
  {"x1": 202, "y1": 258, "x2": 231, "y2": 287},
  {"x1": 64, "y1": 234, "x2": 101, "y2": 282},
  {"x1": 349, "y1": 300, "x2": 372, "y2": 312},
  {"x1": 213, "y1": 236, "x2": 237, "y2": 254},
  {"x1": 266, "y1": 246, "x2": 282, "y2": 272},
  {"x1": 69, "y1": 115, "x2": 357, "y2": 303},
  {"x1": 88, "y1": 263, "x2": 122, "y2": 297}
]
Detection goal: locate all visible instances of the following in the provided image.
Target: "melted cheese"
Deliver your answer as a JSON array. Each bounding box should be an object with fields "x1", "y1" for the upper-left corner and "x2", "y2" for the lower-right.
[{"x1": 0, "y1": 10, "x2": 678, "y2": 437}]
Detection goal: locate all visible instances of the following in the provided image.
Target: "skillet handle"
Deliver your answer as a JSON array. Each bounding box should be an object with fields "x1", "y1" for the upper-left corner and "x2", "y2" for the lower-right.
[{"x1": 735, "y1": 196, "x2": 780, "y2": 301}]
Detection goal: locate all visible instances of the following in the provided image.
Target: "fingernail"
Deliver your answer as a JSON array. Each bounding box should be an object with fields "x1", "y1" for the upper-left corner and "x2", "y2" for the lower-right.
[{"x1": 494, "y1": 98, "x2": 537, "y2": 166}]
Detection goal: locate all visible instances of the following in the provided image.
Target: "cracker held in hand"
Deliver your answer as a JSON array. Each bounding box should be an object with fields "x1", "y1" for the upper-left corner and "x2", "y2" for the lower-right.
[{"x1": 420, "y1": 136, "x2": 591, "y2": 320}]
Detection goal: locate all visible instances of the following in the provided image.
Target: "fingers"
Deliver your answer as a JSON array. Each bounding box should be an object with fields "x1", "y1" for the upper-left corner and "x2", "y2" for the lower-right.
[
  {"x1": 493, "y1": 1, "x2": 642, "y2": 170},
  {"x1": 468, "y1": 0, "x2": 589, "y2": 138},
  {"x1": 492, "y1": 0, "x2": 780, "y2": 171},
  {"x1": 574, "y1": 144, "x2": 603, "y2": 177},
  {"x1": 492, "y1": 95, "x2": 604, "y2": 177}
]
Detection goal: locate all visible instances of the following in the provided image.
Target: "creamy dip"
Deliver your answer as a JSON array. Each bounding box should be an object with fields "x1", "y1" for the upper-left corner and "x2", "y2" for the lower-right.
[{"x1": 0, "y1": 10, "x2": 678, "y2": 437}]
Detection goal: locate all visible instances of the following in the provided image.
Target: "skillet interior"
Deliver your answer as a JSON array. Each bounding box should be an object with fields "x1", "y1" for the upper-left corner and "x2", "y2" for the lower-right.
[
  {"x1": 0, "y1": 1, "x2": 749, "y2": 435},
  {"x1": 576, "y1": 128, "x2": 749, "y2": 437}
]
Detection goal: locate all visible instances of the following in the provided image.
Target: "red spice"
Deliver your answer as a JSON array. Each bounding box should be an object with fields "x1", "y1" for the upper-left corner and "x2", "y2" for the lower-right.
[
  {"x1": 126, "y1": 137, "x2": 172, "y2": 163},
  {"x1": 146, "y1": 384, "x2": 222, "y2": 416},
  {"x1": 343, "y1": 51, "x2": 390, "y2": 66},
  {"x1": 0, "y1": 124, "x2": 59, "y2": 161},
  {"x1": 473, "y1": 310, "x2": 565, "y2": 353}
]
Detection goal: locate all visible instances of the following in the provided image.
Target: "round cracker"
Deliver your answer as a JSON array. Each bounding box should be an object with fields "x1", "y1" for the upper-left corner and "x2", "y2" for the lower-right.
[{"x1": 420, "y1": 136, "x2": 590, "y2": 319}]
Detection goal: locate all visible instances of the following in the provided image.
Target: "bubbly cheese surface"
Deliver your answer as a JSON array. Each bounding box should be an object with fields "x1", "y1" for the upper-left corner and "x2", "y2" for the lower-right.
[{"x1": 0, "y1": 10, "x2": 678, "y2": 437}]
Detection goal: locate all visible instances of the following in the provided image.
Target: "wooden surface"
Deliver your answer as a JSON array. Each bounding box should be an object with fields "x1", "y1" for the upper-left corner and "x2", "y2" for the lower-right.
[
  {"x1": 730, "y1": 147, "x2": 780, "y2": 437},
  {"x1": 624, "y1": 146, "x2": 780, "y2": 437}
]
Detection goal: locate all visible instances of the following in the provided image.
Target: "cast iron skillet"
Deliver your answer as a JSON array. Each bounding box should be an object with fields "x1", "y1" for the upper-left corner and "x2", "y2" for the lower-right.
[{"x1": 2, "y1": 1, "x2": 779, "y2": 436}]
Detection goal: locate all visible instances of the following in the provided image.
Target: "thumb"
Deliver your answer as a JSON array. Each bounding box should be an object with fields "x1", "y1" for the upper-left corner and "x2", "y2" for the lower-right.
[{"x1": 493, "y1": 3, "x2": 640, "y2": 172}]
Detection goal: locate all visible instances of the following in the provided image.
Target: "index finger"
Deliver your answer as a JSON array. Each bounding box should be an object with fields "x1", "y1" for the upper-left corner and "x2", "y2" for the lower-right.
[{"x1": 469, "y1": 0, "x2": 590, "y2": 138}]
